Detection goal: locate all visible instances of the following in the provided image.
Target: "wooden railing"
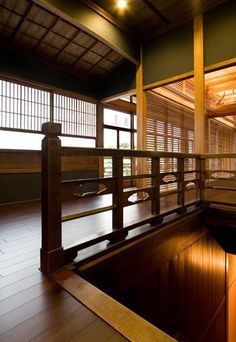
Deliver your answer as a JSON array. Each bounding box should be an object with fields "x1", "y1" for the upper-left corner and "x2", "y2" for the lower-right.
[
  {"x1": 201, "y1": 153, "x2": 236, "y2": 207},
  {"x1": 40, "y1": 122, "x2": 201, "y2": 273}
]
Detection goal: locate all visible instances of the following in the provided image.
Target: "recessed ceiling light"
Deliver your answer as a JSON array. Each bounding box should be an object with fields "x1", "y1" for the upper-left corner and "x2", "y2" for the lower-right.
[{"x1": 117, "y1": 0, "x2": 127, "y2": 10}]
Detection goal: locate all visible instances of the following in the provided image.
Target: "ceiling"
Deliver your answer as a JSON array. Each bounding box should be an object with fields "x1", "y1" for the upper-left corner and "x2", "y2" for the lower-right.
[
  {"x1": 152, "y1": 66, "x2": 236, "y2": 128},
  {"x1": 0, "y1": 0, "x2": 125, "y2": 81},
  {"x1": 0, "y1": 0, "x2": 228, "y2": 84},
  {"x1": 92, "y1": 0, "x2": 227, "y2": 40}
]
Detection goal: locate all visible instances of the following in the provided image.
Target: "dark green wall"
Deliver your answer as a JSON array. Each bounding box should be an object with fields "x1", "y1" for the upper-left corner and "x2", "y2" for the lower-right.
[
  {"x1": 0, "y1": 171, "x2": 98, "y2": 204},
  {"x1": 0, "y1": 46, "x2": 137, "y2": 100},
  {"x1": 98, "y1": 60, "x2": 136, "y2": 99},
  {"x1": 204, "y1": 0, "x2": 236, "y2": 67},
  {"x1": 143, "y1": 21, "x2": 193, "y2": 86},
  {"x1": 0, "y1": 46, "x2": 99, "y2": 98}
]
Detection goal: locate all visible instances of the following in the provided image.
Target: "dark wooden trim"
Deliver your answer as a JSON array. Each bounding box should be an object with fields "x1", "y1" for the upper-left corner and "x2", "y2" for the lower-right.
[{"x1": 41, "y1": 122, "x2": 64, "y2": 273}]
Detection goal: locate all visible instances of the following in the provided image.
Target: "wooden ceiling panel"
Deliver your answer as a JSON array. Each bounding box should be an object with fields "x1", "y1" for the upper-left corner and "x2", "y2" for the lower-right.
[
  {"x1": 44, "y1": 31, "x2": 69, "y2": 50},
  {"x1": 96, "y1": 58, "x2": 115, "y2": 71},
  {"x1": 21, "y1": 20, "x2": 47, "y2": 40},
  {"x1": 89, "y1": 66, "x2": 107, "y2": 77},
  {"x1": 0, "y1": 6, "x2": 21, "y2": 29},
  {"x1": 105, "y1": 50, "x2": 124, "y2": 63},
  {"x1": 37, "y1": 42, "x2": 59, "y2": 61},
  {"x1": 1, "y1": 0, "x2": 30, "y2": 15},
  {"x1": 73, "y1": 59, "x2": 93, "y2": 72},
  {"x1": 53, "y1": 20, "x2": 78, "y2": 40},
  {"x1": 0, "y1": 0, "x2": 126, "y2": 81},
  {"x1": 14, "y1": 33, "x2": 38, "y2": 50},
  {"x1": 74, "y1": 31, "x2": 96, "y2": 49},
  {"x1": 91, "y1": 41, "x2": 111, "y2": 57},
  {"x1": 0, "y1": 23, "x2": 14, "y2": 40},
  {"x1": 28, "y1": 6, "x2": 56, "y2": 29},
  {"x1": 64, "y1": 43, "x2": 87, "y2": 59},
  {"x1": 55, "y1": 52, "x2": 77, "y2": 67}
]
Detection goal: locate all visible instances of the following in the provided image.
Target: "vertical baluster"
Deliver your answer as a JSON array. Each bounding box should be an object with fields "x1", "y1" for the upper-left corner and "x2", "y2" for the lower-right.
[
  {"x1": 177, "y1": 157, "x2": 186, "y2": 214},
  {"x1": 200, "y1": 156, "x2": 206, "y2": 202},
  {"x1": 151, "y1": 156, "x2": 162, "y2": 225},
  {"x1": 111, "y1": 155, "x2": 127, "y2": 243},
  {"x1": 41, "y1": 122, "x2": 64, "y2": 274}
]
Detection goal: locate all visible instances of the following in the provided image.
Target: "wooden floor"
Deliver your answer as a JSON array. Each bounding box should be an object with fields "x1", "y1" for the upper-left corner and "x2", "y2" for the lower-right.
[
  {"x1": 0, "y1": 189, "x2": 214, "y2": 342},
  {"x1": 0, "y1": 200, "x2": 128, "y2": 342}
]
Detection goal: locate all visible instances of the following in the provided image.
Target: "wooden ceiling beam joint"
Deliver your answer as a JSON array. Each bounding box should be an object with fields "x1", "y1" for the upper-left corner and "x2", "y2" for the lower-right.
[
  {"x1": 52, "y1": 29, "x2": 82, "y2": 62},
  {"x1": 142, "y1": 0, "x2": 169, "y2": 25},
  {"x1": 33, "y1": 16, "x2": 61, "y2": 52},
  {"x1": 10, "y1": 2, "x2": 35, "y2": 42}
]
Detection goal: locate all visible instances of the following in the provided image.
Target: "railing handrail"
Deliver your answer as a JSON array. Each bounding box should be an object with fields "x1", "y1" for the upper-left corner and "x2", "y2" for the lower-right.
[
  {"x1": 61, "y1": 146, "x2": 200, "y2": 159},
  {"x1": 201, "y1": 153, "x2": 236, "y2": 159}
]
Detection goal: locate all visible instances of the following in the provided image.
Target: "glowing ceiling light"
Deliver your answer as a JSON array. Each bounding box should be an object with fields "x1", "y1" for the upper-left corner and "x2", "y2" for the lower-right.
[{"x1": 117, "y1": 0, "x2": 127, "y2": 9}]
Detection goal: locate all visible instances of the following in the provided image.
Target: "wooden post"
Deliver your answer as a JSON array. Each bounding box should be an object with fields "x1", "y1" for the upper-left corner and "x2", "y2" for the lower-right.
[
  {"x1": 40, "y1": 122, "x2": 64, "y2": 274},
  {"x1": 110, "y1": 155, "x2": 127, "y2": 243},
  {"x1": 177, "y1": 157, "x2": 186, "y2": 214},
  {"x1": 151, "y1": 156, "x2": 162, "y2": 225},
  {"x1": 194, "y1": 14, "x2": 205, "y2": 154},
  {"x1": 200, "y1": 156, "x2": 206, "y2": 202},
  {"x1": 136, "y1": 45, "x2": 147, "y2": 189}
]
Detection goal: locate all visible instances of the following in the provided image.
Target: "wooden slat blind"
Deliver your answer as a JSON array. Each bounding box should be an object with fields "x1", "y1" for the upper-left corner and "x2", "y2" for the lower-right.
[
  {"x1": 146, "y1": 90, "x2": 194, "y2": 191},
  {"x1": 209, "y1": 119, "x2": 236, "y2": 171}
]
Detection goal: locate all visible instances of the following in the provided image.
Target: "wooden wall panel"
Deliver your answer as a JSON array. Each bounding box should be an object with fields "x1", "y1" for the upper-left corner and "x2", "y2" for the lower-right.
[
  {"x1": 0, "y1": 150, "x2": 98, "y2": 173},
  {"x1": 228, "y1": 278, "x2": 236, "y2": 342},
  {"x1": 80, "y1": 211, "x2": 227, "y2": 341},
  {"x1": 0, "y1": 150, "x2": 99, "y2": 203}
]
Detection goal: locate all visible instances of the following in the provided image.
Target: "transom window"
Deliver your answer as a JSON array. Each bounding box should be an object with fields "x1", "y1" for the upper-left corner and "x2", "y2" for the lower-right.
[{"x1": 0, "y1": 78, "x2": 96, "y2": 149}]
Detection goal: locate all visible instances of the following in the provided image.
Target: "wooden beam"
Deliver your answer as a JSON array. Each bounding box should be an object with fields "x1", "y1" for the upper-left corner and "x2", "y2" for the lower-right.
[
  {"x1": 194, "y1": 15, "x2": 205, "y2": 153},
  {"x1": 105, "y1": 99, "x2": 136, "y2": 113},
  {"x1": 142, "y1": 0, "x2": 169, "y2": 25},
  {"x1": 208, "y1": 104, "x2": 236, "y2": 117},
  {"x1": 34, "y1": 0, "x2": 140, "y2": 65},
  {"x1": 79, "y1": 0, "x2": 135, "y2": 37},
  {"x1": 136, "y1": 46, "x2": 147, "y2": 152},
  {"x1": 136, "y1": 46, "x2": 147, "y2": 187}
]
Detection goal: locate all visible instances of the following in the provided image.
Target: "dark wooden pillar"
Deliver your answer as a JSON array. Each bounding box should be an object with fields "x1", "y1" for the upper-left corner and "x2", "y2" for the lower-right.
[
  {"x1": 110, "y1": 155, "x2": 127, "y2": 243},
  {"x1": 177, "y1": 157, "x2": 186, "y2": 214},
  {"x1": 200, "y1": 156, "x2": 206, "y2": 202},
  {"x1": 151, "y1": 156, "x2": 162, "y2": 225},
  {"x1": 40, "y1": 122, "x2": 64, "y2": 274}
]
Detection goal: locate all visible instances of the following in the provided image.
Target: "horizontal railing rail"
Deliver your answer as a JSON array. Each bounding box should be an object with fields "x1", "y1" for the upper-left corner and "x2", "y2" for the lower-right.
[{"x1": 200, "y1": 153, "x2": 236, "y2": 208}]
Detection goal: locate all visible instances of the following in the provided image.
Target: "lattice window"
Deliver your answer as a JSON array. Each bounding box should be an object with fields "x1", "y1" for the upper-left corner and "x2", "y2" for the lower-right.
[
  {"x1": 0, "y1": 79, "x2": 50, "y2": 132},
  {"x1": 54, "y1": 94, "x2": 96, "y2": 138},
  {"x1": 0, "y1": 78, "x2": 97, "y2": 141}
]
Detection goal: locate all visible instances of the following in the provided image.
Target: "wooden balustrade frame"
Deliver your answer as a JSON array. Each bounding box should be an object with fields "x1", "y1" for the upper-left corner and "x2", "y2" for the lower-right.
[{"x1": 41, "y1": 122, "x2": 236, "y2": 274}]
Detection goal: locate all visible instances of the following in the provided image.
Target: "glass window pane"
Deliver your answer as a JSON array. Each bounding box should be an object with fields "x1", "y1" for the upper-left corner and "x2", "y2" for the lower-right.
[
  {"x1": 133, "y1": 115, "x2": 137, "y2": 130},
  {"x1": 119, "y1": 131, "x2": 131, "y2": 149},
  {"x1": 104, "y1": 128, "x2": 117, "y2": 148},
  {"x1": 104, "y1": 157, "x2": 112, "y2": 177},
  {"x1": 104, "y1": 108, "x2": 130, "y2": 129},
  {"x1": 123, "y1": 158, "x2": 131, "y2": 176},
  {"x1": 61, "y1": 136, "x2": 95, "y2": 147},
  {"x1": 0, "y1": 130, "x2": 43, "y2": 150}
]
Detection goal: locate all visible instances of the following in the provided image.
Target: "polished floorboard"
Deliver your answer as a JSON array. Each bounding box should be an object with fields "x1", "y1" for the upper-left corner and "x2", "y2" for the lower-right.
[
  {"x1": 0, "y1": 200, "x2": 128, "y2": 342},
  {"x1": 0, "y1": 188, "x2": 223, "y2": 341}
]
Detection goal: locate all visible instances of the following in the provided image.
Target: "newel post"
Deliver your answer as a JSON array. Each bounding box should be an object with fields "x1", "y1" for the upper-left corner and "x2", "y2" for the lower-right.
[{"x1": 40, "y1": 122, "x2": 64, "y2": 274}]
